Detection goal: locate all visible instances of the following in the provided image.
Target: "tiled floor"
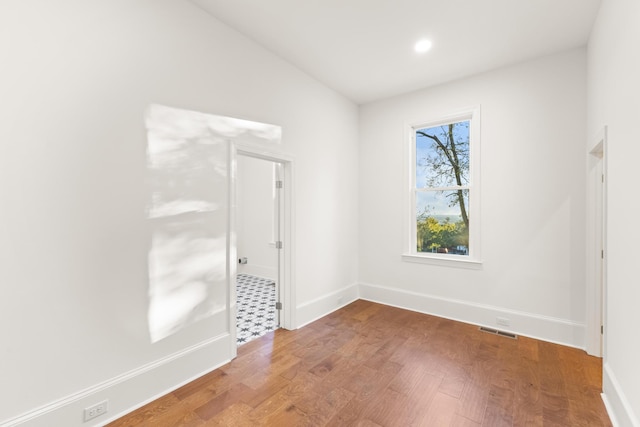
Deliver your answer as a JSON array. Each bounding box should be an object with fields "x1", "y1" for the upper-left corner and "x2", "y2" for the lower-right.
[{"x1": 236, "y1": 273, "x2": 278, "y2": 345}]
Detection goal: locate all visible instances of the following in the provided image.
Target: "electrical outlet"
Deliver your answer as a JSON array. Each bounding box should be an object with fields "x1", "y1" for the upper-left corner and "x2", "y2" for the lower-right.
[
  {"x1": 496, "y1": 317, "x2": 510, "y2": 327},
  {"x1": 84, "y1": 400, "x2": 108, "y2": 422}
]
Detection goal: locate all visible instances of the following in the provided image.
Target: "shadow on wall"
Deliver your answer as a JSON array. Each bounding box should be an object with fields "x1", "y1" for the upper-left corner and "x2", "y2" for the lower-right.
[{"x1": 144, "y1": 104, "x2": 281, "y2": 343}]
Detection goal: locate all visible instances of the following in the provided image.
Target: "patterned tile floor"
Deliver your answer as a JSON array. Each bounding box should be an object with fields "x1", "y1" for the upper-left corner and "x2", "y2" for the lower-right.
[{"x1": 236, "y1": 273, "x2": 278, "y2": 346}]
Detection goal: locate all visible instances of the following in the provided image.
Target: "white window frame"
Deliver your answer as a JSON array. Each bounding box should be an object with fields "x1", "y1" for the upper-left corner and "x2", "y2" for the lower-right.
[{"x1": 402, "y1": 106, "x2": 482, "y2": 268}]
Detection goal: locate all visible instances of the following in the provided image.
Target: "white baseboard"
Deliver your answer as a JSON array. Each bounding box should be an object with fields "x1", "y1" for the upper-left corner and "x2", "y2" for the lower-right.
[
  {"x1": 602, "y1": 362, "x2": 640, "y2": 427},
  {"x1": 296, "y1": 283, "x2": 359, "y2": 328},
  {"x1": 358, "y1": 282, "x2": 585, "y2": 349},
  {"x1": 0, "y1": 334, "x2": 233, "y2": 427},
  {"x1": 238, "y1": 264, "x2": 277, "y2": 281},
  {"x1": 2, "y1": 283, "x2": 595, "y2": 427}
]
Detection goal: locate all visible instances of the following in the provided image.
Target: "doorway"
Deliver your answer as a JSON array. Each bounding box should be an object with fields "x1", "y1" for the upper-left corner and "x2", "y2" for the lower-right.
[
  {"x1": 587, "y1": 126, "x2": 607, "y2": 357},
  {"x1": 235, "y1": 154, "x2": 281, "y2": 345},
  {"x1": 229, "y1": 142, "x2": 295, "y2": 356}
]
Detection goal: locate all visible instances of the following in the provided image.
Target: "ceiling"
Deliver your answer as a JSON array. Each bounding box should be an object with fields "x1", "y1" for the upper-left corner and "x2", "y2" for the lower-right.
[{"x1": 192, "y1": 0, "x2": 601, "y2": 105}]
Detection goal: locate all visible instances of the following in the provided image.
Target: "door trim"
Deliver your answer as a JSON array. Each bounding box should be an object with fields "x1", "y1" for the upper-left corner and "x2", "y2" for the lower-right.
[
  {"x1": 231, "y1": 142, "x2": 296, "y2": 348},
  {"x1": 586, "y1": 126, "x2": 607, "y2": 357}
]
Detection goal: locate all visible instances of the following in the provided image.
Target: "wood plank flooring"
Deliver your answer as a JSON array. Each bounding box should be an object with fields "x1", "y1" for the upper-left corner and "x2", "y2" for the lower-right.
[{"x1": 107, "y1": 300, "x2": 612, "y2": 426}]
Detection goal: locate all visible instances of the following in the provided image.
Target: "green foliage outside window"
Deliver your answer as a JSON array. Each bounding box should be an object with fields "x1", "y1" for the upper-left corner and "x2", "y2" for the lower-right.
[{"x1": 416, "y1": 216, "x2": 468, "y2": 254}]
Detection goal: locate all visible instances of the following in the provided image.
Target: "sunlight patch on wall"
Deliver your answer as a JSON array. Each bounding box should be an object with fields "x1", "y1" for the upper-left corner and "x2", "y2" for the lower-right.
[{"x1": 145, "y1": 104, "x2": 229, "y2": 343}]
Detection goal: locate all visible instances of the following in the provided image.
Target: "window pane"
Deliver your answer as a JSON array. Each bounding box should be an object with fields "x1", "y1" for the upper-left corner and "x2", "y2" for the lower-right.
[
  {"x1": 416, "y1": 190, "x2": 469, "y2": 255},
  {"x1": 416, "y1": 121, "x2": 470, "y2": 188}
]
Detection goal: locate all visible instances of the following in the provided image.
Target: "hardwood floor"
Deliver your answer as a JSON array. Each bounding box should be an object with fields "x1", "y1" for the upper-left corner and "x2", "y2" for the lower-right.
[{"x1": 108, "y1": 300, "x2": 612, "y2": 426}]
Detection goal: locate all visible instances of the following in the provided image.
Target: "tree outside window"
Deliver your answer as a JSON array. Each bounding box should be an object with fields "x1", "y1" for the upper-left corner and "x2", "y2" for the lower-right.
[{"x1": 415, "y1": 120, "x2": 470, "y2": 256}]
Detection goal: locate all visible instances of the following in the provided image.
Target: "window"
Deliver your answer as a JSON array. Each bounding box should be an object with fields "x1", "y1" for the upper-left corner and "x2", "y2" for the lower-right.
[{"x1": 404, "y1": 107, "x2": 481, "y2": 267}]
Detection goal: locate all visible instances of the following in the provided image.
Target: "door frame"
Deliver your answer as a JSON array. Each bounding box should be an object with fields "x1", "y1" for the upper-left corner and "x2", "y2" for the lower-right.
[
  {"x1": 229, "y1": 142, "x2": 296, "y2": 355},
  {"x1": 586, "y1": 126, "x2": 607, "y2": 357}
]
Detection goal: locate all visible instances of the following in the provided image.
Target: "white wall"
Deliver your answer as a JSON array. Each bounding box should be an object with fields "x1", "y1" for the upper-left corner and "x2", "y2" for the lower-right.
[
  {"x1": 588, "y1": 0, "x2": 640, "y2": 425},
  {"x1": 0, "y1": 1, "x2": 358, "y2": 425},
  {"x1": 236, "y1": 155, "x2": 277, "y2": 280},
  {"x1": 358, "y1": 49, "x2": 587, "y2": 347}
]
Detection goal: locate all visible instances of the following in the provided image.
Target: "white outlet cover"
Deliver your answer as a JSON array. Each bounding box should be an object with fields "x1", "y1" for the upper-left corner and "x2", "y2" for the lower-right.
[{"x1": 84, "y1": 400, "x2": 109, "y2": 422}]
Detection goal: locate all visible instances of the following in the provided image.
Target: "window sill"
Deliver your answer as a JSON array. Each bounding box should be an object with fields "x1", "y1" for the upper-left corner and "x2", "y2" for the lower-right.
[{"x1": 401, "y1": 253, "x2": 483, "y2": 269}]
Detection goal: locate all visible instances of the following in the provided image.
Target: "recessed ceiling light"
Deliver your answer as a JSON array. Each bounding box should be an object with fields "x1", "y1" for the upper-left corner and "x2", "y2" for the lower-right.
[{"x1": 414, "y1": 39, "x2": 432, "y2": 53}]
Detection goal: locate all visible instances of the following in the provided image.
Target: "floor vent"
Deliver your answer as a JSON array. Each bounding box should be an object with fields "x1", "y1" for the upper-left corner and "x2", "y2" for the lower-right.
[{"x1": 479, "y1": 326, "x2": 517, "y2": 339}]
